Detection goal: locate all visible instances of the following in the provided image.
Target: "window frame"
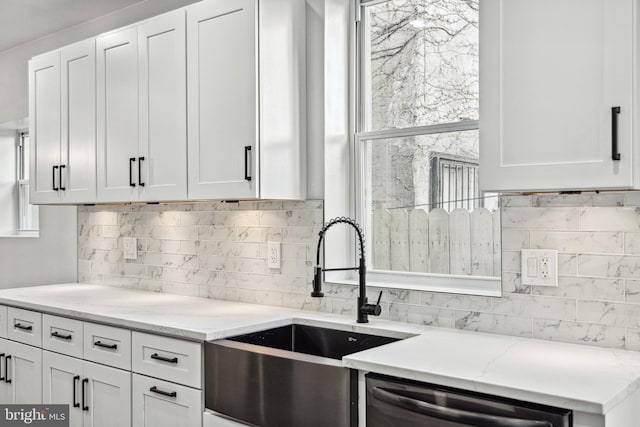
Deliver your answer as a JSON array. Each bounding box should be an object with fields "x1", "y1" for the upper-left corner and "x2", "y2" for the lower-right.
[
  {"x1": 16, "y1": 130, "x2": 39, "y2": 234},
  {"x1": 349, "y1": 0, "x2": 500, "y2": 296}
]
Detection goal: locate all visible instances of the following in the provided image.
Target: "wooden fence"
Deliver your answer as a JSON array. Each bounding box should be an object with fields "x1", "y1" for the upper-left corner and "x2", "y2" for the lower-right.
[{"x1": 373, "y1": 208, "x2": 501, "y2": 277}]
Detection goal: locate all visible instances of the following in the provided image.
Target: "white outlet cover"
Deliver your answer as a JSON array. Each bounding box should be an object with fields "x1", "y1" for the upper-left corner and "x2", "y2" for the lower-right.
[
  {"x1": 267, "y1": 241, "x2": 281, "y2": 269},
  {"x1": 123, "y1": 237, "x2": 137, "y2": 260},
  {"x1": 521, "y1": 249, "x2": 558, "y2": 287}
]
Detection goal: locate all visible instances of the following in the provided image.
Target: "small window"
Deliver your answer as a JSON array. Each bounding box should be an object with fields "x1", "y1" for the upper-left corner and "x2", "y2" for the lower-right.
[
  {"x1": 357, "y1": 0, "x2": 500, "y2": 286},
  {"x1": 17, "y1": 131, "x2": 39, "y2": 232}
]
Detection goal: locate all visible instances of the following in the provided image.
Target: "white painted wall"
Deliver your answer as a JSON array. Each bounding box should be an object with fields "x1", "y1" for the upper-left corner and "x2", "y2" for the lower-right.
[{"x1": 0, "y1": 206, "x2": 77, "y2": 288}]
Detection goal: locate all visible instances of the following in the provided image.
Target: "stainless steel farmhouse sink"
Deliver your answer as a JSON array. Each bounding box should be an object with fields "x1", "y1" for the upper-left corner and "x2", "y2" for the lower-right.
[{"x1": 205, "y1": 323, "x2": 408, "y2": 427}]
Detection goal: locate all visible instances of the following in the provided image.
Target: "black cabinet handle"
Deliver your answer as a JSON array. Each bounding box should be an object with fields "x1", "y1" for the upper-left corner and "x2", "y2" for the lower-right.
[
  {"x1": 612, "y1": 106, "x2": 621, "y2": 161},
  {"x1": 14, "y1": 323, "x2": 33, "y2": 332},
  {"x1": 129, "y1": 158, "x2": 136, "y2": 187},
  {"x1": 73, "y1": 375, "x2": 80, "y2": 408},
  {"x1": 52, "y1": 166, "x2": 59, "y2": 191},
  {"x1": 0, "y1": 353, "x2": 4, "y2": 381},
  {"x1": 94, "y1": 341, "x2": 117, "y2": 350},
  {"x1": 51, "y1": 331, "x2": 72, "y2": 341},
  {"x1": 150, "y1": 386, "x2": 177, "y2": 398},
  {"x1": 244, "y1": 146, "x2": 252, "y2": 181},
  {"x1": 138, "y1": 157, "x2": 145, "y2": 187},
  {"x1": 59, "y1": 165, "x2": 66, "y2": 191},
  {"x1": 5, "y1": 355, "x2": 11, "y2": 384},
  {"x1": 82, "y1": 378, "x2": 89, "y2": 411},
  {"x1": 150, "y1": 353, "x2": 178, "y2": 364}
]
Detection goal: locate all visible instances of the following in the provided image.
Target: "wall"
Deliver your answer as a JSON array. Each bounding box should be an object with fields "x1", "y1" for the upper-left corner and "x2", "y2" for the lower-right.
[
  {"x1": 0, "y1": 205, "x2": 77, "y2": 288},
  {"x1": 79, "y1": 192, "x2": 640, "y2": 352},
  {"x1": 0, "y1": 0, "x2": 201, "y2": 124}
]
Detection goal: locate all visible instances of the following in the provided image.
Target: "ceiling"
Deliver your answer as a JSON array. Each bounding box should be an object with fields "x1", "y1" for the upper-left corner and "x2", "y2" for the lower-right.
[{"x1": 0, "y1": 0, "x2": 145, "y2": 53}]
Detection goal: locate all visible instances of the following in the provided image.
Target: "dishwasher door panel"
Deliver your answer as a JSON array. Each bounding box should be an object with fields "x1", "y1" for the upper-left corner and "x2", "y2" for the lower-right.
[{"x1": 366, "y1": 374, "x2": 572, "y2": 427}]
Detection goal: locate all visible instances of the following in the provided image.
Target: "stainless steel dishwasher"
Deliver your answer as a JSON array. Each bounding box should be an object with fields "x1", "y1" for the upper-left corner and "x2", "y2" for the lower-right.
[{"x1": 367, "y1": 374, "x2": 572, "y2": 427}]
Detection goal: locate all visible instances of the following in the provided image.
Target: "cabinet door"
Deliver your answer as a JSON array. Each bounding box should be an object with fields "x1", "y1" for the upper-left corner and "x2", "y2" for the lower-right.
[
  {"x1": 480, "y1": 0, "x2": 634, "y2": 191},
  {"x1": 29, "y1": 50, "x2": 61, "y2": 204},
  {"x1": 138, "y1": 10, "x2": 187, "y2": 202},
  {"x1": 187, "y1": 0, "x2": 258, "y2": 200},
  {"x1": 43, "y1": 351, "x2": 83, "y2": 427},
  {"x1": 97, "y1": 28, "x2": 139, "y2": 203},
  {"x1": 133, "y1": 374, "x2": 201, "y2": 427},
  {"x1": 7, "y1": 340, "x2": 42, "y2": 404},
  {"x1": 0, "y1": 339, "x2": 11, "y2": 403},
  {"x1": 60, "y1": 39, "x2": 96, "y2": 204},
  {"x1": 83, "y1": 360, "x2": 131, "y2": 427}
]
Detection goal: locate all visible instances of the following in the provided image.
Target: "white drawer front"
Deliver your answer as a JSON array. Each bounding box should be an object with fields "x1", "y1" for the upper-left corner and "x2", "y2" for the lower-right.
[
  {"x1": 132, "y1": 332, "x2": 202, "y2": 388},
  {"x1": 133, "y1": 373, "x2": 202, "y2": 427},
  {"x1": 7, "y1": 307, "x2": 42, "y2": 347},
  {"x1": 0, "y1": 306, "x2": 7, "y2": 339},
  {"x1": 42, "y1": 315, "x2": 84, "y2": 358},
  {"x1": 83, "y1": 323, "x2": 131, "y2": 370}
]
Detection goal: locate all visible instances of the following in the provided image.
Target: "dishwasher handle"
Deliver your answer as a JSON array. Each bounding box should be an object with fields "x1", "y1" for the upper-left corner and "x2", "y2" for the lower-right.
[{"x1": 372, "y1": 387, "x2": 552, "y2": 427}]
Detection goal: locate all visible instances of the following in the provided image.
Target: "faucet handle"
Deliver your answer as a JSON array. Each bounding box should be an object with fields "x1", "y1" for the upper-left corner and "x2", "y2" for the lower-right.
[{"x1": 375, "y1": 291, "x2": 383, "y2": 306}]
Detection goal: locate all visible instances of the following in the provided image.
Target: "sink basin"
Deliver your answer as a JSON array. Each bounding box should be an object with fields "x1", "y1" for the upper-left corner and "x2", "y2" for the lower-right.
[
  {"x1": 205, "y1": 322, "x2": 407, "y2": 427},
  {"x1": 228, "y1": 323, "x2": 401, "y2": 360}
]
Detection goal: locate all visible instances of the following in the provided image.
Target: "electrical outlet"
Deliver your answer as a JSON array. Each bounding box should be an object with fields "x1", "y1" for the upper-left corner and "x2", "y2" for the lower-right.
[
  {"x1": 123, "y1": 237, "x2": 137, "y2": 260},
  {"x1": 521, "y1": 249, "x2": 558, "y2": 287},
  {"x1": 267, "y1": 242, "x2": 281, "y2": 269}
]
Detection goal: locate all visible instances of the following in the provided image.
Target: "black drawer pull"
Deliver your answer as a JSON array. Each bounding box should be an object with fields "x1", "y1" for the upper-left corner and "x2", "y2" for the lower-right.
[
  {"x1": 0, "y1": 353, "x2": 4, "y2": 381},
  {"x1": 244, "y1": 146, "x2": 252, "y2": 181},
  {"x1": 51, "y1": 331, "x2": 72, "y2": 341},
  {"x1": 59, "y1": 164, "x2": 66, "y2": 191},
  {"x1": 82, "y1": 378, "x2": 89, "y2": 411},
  {"x1": 5, "y1": 355, "x2": 11, "y2": 384},
  {"x1": 52, "y1": 166, "x2": 59, "y2": 191},
  {"x1": 94, "y1": 341, "x2": 117, "y2": 350},
  {"x1": 129, "y1": 157, "x2": 136, "y2": 187},
  {"x1": 14, "y1": 323, "x2": 33, "y2": 332},
  {"x1": 150, "y1": 353, "x2": 178, "y2": 364},
  {"x1": 150, "y1": 386, "x2": 177, "y2": 398},
  {"x1": 73, "y1": 375, "x2": 80, "y2": 408},
  {"x1": 138, "y1": 157, "x2": 145, "y2": 187}
]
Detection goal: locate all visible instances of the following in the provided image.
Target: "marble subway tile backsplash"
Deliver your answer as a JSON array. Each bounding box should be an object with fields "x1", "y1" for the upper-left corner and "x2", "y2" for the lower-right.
[{"x1": 79, "y1": 192, "x2": 640, "y2": 351}]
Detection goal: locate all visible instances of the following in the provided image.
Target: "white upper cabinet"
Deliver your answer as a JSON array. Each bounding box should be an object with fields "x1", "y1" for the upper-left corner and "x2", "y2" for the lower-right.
[
  {"x1": 30, "y1": 39, "x2": 96, "y2": 205},
  {"x1": 29, "y1": 50, "x2": 61, "y2": 204},
  {"x1": 61, "y1": 40, "x2": 97, "y2": 203},
  {"x1": 480, "y1": 0, "x2": 636, "y2": 192},
  {"x1": 31, "y1": 0, "x2": 305, "y2": 204},
  {"x1": 138, "y1": 11, "x2": 187, "y2": 202},
  {"x1": 97, "y1": 9, "x2": 187, "y2": 203},
  {"x1": 187, "y1": 0, "x2": 306, "y2": 200},
  {"x1": 96, "y1": 28, "x2": 140, "y2": 203}
]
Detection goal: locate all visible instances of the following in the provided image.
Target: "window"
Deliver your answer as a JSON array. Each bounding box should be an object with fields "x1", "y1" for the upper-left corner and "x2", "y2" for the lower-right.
[
  {"x1": 17, "y1": 131, "x2": 39, "y2": 232},
  {"x1": 356, "y1": 0, "x2": 499, "y2": 293}
]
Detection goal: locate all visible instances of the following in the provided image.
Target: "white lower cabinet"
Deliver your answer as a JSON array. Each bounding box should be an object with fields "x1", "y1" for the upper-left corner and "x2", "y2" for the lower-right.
[
  {"x1": 133, "y1": 374, "x2": 201, "y2": 427},
  {"x1": 43, "y1": 350, "x2": 83, "y2": 427},
  {"x1": 84, "y1": 360, "x2": 131, "y2": 427},
  {"x1": 6, "y1": 339, "x2": 42, "y2": 404},
  {"x1": 43, "y1": 350, "x2": 131, "y2": 427}
]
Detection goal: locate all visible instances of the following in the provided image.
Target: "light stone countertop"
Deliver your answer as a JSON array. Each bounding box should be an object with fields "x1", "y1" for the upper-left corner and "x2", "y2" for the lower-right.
[{"x1": 1, "y1": 283, "x2": 639, "y2": 417}]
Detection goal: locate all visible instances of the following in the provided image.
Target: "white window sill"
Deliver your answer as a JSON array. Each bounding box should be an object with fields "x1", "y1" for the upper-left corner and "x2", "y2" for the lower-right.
[
  {"x1": 326, "y1": 270, "x2": 501, "y2": 297},
  {"x1": 0, "y1": 231, "x2": 40, "y2": 238}
]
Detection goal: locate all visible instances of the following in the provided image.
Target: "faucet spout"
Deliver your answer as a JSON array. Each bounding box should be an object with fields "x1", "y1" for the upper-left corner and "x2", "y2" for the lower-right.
[{"x1": 311, "y1": 216, "x2": 382, "y2": 323}]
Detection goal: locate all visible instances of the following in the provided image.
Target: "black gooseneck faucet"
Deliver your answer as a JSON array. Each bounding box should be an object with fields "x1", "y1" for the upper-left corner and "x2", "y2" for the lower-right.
[{"x1": 311, "y1": 217, "x2": 382, "y2": 323}]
